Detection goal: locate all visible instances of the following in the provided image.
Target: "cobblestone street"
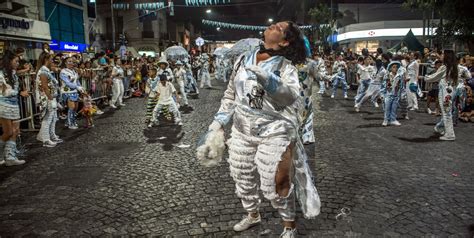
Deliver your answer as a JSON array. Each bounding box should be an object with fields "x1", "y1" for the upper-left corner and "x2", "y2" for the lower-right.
[{"x1": 0, "y1": 80, "x2": 473, "y2": 237}]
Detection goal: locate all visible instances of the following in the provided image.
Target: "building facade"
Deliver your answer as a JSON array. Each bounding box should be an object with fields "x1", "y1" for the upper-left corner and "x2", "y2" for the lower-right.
[{"x1": 0, "y1": 0, "x2": 51, "y2": 58}]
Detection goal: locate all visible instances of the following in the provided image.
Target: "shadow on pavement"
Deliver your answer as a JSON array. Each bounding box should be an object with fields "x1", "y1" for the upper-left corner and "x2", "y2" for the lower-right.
[
  {"x1": 395, "y1": 134, "x2": 441, "y2": 143},
  {"x1": 180, "y1": 105, "x2": 194, "y2": 114},
  {"x1": 356, "y1": 123, "x2": 385, "y2": 129},
  {"x1": 143, "y1": 123, "x2": 184, "y2": 151}
]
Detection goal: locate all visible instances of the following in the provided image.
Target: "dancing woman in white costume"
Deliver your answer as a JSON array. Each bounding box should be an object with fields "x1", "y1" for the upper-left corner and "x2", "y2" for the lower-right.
[{"x1": 197, "y1": 21, "x2": 320, "y2": 238}]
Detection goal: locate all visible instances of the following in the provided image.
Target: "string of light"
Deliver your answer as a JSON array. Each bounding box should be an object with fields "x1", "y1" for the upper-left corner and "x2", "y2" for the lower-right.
[{"x1": 202, "y1": 20, "x2": 315, "y2": 31}]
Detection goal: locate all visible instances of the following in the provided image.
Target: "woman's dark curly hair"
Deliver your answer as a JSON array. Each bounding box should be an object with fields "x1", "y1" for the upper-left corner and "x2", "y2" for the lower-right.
[
  {"x1": 0, "y1": 50, "x2": 19, "y2": 86},
  {"x1": 443, "y1": 49, "x2": 458, "y2": 86},
  {"x1": 278, "y1": 21, "x2": 307, "y2": 65}
]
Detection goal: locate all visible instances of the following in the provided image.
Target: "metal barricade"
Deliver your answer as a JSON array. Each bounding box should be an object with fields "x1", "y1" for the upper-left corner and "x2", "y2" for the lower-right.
[{"x1": 14, "y1": 72, "x2": 39, "y2": 131}]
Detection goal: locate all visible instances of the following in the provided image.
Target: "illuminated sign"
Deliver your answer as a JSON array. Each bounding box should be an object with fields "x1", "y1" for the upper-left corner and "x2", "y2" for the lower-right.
[
  {"x1": 49, "y1": 40, "x2": 88, "y2": 52},
  {"x1": 337, "y1": 28, "x2": 437, "y2": 42}
]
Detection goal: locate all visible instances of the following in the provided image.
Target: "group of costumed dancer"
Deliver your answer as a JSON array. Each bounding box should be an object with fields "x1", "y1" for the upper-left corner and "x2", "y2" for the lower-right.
[{"x1": 194, "y1": 19, "x2": 466, "y2": 237}]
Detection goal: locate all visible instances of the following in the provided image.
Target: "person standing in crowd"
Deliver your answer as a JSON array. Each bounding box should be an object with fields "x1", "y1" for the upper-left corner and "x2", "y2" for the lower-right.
[
  {"x1": 197, "y1": 21, "x2": 320, "y2": 238},
  {"x1": 331, "y1": 53, "x2": 348, "y2": 99},
  {"x1": 157, "y1": 56, "x2": 174, "y2": 82},
  {"x1": 173, "y1": 61, "x2": 189, "y2": 107},
  {"x1": 148, "y1": 74, "x2": 182, "y2": 128},
  {"x1": 406, "y1": 52, "x2": 421, "y2": 111},
  {"x1": 0, "y1": 50, "x2": 28, "y2": 166},
  {"x1": 313, "y1": 52, "x2": 331, "y2": 94},
  {"x1": 355, "y1": 57, "x2": 387, "y2": 112},
  {"x1": 423, "y1": 49, "x2": 459, "y2": 141},
  {"x1": 184, "y1": 58, "x2": 199, "y2": 95},
  {"x1": 354, "y1": 56, "x2": 375, "y2": 105},
  {"x1": 145, "y1": 68, "x2": 159, "y2": 124},
  {"x1": 110, "y1": 58, "x2": 126, "y2": 109},
  {"x1": 35, "y1": 52, "x2": 62, "y2": 147},
  {"x1": 60, "y1": 56, "x2": 84, "y2": 130},
  {"x1": 199, "y1": 53, "x2": 212, "y2": 89},
  {"x1": 382, "y1": 61, "x2": 405, "y2": 126}
]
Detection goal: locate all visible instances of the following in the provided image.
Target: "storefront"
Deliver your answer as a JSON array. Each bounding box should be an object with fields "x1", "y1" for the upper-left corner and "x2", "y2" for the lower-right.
[
  {"x1": 336, "y1": 20, "x2": 436, "y2": 54},
  {"x1": 0, "y1": 13, "x2": 51, "y2": 58}
]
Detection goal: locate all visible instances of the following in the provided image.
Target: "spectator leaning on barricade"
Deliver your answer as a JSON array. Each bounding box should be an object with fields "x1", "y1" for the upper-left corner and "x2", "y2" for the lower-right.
[
  {"x1": 0, "y1": 50, "x2": 28, "y2": 166},
  {"x1": 35, "y1": 52, "x2": 63, "y2": 147},
  {"x1": 110, "y1": 58, "x2": 126, "y2": 109}
]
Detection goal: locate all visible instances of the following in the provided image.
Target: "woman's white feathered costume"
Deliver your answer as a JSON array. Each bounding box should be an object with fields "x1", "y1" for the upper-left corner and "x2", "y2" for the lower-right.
[{"x1": 196, "y1": 48, "x2": 321, "y2": 219}]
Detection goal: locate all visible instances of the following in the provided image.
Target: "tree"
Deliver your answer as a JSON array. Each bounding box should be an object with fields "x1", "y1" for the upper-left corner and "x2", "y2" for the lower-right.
[
  {"x1": 308, "y1": 3, "x2": 342, "y2": 48},
  {"x1": 403, "y1": 0, "x2": 474, "y2": 53}
]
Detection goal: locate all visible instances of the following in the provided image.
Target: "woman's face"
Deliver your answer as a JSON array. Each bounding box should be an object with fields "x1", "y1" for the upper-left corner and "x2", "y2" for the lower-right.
[
  {"x1": 116, "y1": 59, "x2": 122, "y2": 65},
  {"x1": 10, "y1": 57, "x2": 20, "y2": 70},
  {"x1": 65, "y1": 58, "x2": 75, "y2": 69},
  {"x1": 391, "y1": 64, "x2": 398, "y2": 73},
  {"x1": 264, "y1": 22, "x2": 289, "y2": 49}
]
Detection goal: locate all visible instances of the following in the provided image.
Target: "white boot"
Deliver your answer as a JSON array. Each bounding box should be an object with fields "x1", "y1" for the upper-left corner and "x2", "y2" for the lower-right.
[
  {"x1": 280, "y1": 227, "x2": 297, "y2": 238},
  {"x1": 4, "y1": 141, "x2": 25, "y2": 166},
  {"x1": 233, "y1": 213, "x2": 261, "y2": 232}
]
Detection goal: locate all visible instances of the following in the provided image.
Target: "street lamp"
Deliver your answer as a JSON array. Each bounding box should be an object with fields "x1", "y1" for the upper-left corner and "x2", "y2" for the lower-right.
[
  {"x1": 216, "y1": 27, "x2": 221, "y2": 31},
  {"x1": 206, "y1": 9, "x2": 212, "y2": 14},
  {"x1": 268, "y1": 18, "x2": 273, "y2": 23}
]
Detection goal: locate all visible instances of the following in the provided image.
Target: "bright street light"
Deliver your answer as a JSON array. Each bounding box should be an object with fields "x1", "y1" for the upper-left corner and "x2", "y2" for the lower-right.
[
  {"x1": 268, "y1": 18, "x2": 273, "y2": 23},
  {"x1": 217, "y1": 27, "x2": 221, "y2": 31},
  {"x1": 206, "y1": 9, "x2": 212, "y2": 13},
  {"x1": 259, "y1": 31, "x2": 263, "y2": 34}
]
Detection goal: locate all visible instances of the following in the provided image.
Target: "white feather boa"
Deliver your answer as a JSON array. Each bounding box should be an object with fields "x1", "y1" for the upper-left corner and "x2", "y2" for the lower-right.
[{"x1": 196, "y1": 129, "x2": 226, "y2": 167}]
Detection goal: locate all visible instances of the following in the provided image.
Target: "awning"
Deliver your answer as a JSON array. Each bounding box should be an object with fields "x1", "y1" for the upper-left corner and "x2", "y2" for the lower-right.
[{"x1": 0, "y1": 34, "x2": 50, "y2": 43}]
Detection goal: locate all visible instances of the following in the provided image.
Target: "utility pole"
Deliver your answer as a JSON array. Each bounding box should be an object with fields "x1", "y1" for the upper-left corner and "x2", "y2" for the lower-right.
[{"x1": 111, "y1": 0, "x2": 116, "y2": 51}]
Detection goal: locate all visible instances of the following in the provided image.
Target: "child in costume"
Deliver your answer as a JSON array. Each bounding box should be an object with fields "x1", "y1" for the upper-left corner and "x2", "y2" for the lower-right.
[
  {"x1": 382, "y1": 61, "x2": 405, "y2": 126},
  {"x1": 78, "y1": 92, "x2": 97, "y2": 128},
  {"x1": 145, "y1": 68, "x2": 159, "y2": 124},
  {"x1": 148, "y1": 74, "x2": 183, "y2": 128}
]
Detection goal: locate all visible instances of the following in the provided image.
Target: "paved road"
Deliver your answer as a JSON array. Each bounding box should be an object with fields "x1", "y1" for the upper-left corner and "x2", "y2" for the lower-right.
[{"x1": 0, "y1": 79, "x2": 473, "y2": 237}]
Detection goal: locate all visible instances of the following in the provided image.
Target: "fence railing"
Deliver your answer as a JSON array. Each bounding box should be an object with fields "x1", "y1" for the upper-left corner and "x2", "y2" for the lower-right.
[{"x1": 9, "y1": 68, "x2": 135, "y2": 132}]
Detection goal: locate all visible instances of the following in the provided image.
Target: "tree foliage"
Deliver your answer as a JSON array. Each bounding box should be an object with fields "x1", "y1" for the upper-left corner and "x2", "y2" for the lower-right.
[
  {"x1": 308, "y1": 3, "x2": 342, "y2": 44},
  {"x1": 403, "y1": 0, "x2": 474, "y2": 53}
]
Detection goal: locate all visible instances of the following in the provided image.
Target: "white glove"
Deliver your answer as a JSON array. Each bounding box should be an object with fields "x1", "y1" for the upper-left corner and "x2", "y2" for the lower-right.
[
  {"x1": 196, "y1": 121, "x2": 225, "y2": 167},
  {"x1": 245, "y1": 65, "x2": 271, "y2": 84},
  {"x1": 77, "y1": 86, "x2": 84, "y2": 93}
]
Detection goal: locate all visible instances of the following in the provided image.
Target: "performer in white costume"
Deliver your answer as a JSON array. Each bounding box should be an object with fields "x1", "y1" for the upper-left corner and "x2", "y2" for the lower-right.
[
  {"x1": 199, "y1": 54, "x2": 212, "y2": 89},
  {"x1": 196, "y1": 22, "x2": 320, "y2": 238}
]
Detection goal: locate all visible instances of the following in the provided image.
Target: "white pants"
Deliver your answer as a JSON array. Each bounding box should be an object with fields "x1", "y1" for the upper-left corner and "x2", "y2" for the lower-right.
[
  {"x1": 151, "y1": 101, "x2": 182, "y2": 123},
  {"x1": 227, "y1": 126, "x2": 296, "y2": 221},
  {"x1": 407, "y1": 88, "x2": 418, "y2": 109},
  {"x1": 178, "y1": 81, "x2": 188, "y2": 105},
  {"x1": 111, "y1": 78, "x2": 124, "y2": 106},
  {"x1": 199, "y1": 70, "x2": 212, "y2": 88},
  {"x1": 37, "y1": 99, "x2": 59, "y2": 142}
]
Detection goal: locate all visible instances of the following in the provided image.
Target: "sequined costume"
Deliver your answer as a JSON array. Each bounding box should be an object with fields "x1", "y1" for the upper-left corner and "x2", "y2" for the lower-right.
[
  {"x1": 60, "y1": 68, "x2": 82, "y2": 128},
  {"x1": 382, "y1": 63, "x2": 406, "y2": 124},
  {"x1": 0, "y1": 70, "x2": 22, "y2": 164},
  {"x1": 36, "y1": 66, "x2": 61, "y2": 143},
  {"x1": 331, "y1": 60, "x2": 348, "y2": 98},
  {"x1": 199, "y1": 54, "x2": 212, "y2": 88},
  {"x1": 211, "y1": 48, "x2": 321, "y2": 221}
]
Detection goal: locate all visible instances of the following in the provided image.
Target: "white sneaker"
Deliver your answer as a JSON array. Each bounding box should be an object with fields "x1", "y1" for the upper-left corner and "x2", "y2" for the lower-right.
[
  {"x1": 427, "y1": 108, "x2": 433, "y2": 114},
  {"x1": 51, "y1": 138, "x2": 64, "y2": 144},
  {"x1": 119, "y1": 103, "x2": 126, "y2": 106},
  {"x1": 96, "y1": 110, "x2": 104, "y2": 115},
  {"x1": 344, "y1": 94, "x2": 348, "y2": 99},
  {"x1": 0, "y1": 160, "x2": 4, "y2": 166},
  {"x1": 177, "y1": 121, "x2": 183, "y2": 126},
  {"x1": 331, "y1": 95, "x2": 335, "y2": 98},
  {"x1": 110, "y1": 104, "x2": 117, "y2": 109},
  {"x1": 68, "y1": 125, "x2": 78, "y2": 130},
  {"x1": 434, "y1": 126, "x2": 445, "y2": 135},
  {"x1": 5, "y1": 159, "x2": 26, "y2": 166},
  {"x1": 382, "y1": 120, "x2": 388, "y2": 127},
  {"x1": 355, "y1": 106, "x2": 360, "y2": 112},
  {"x1": 374, "y1": 102, "x2": 379, "y2": 108},
  {"x1": 43, "y1": 140, "x2": 57, "y2": 148},
  {"x1": 389, "y1": 120, "x2": 401, "y2": 126},
  {"x1": 233, "y1": 214, "x2": 261, "y2": 232},
  {"x1": 280, "y1": 227, "x2": 297, "y2": 238},
  {"x1": 148, "y1": 123, "x2": 153, "y2": 128},
  {"x1": 440, "y1": 135, "x2": 455, "y2": 141},
  {"x1": 404, "y1": 115, "x2": 410, "y2": 120}
]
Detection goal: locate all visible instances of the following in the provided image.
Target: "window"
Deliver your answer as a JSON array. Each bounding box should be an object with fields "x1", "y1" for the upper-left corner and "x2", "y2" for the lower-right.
[{"x1": 45, "y1": 0, "x2": 85, "y2": 43}]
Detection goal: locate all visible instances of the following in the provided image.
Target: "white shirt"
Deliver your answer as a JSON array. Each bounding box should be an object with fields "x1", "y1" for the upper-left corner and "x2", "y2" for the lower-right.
[
  {"x1": 358, "y1": 64, "x2": 375, "y2": 80},
  {"x1": 154, "y1": 82, "x2": 176, "y2": 104}
]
